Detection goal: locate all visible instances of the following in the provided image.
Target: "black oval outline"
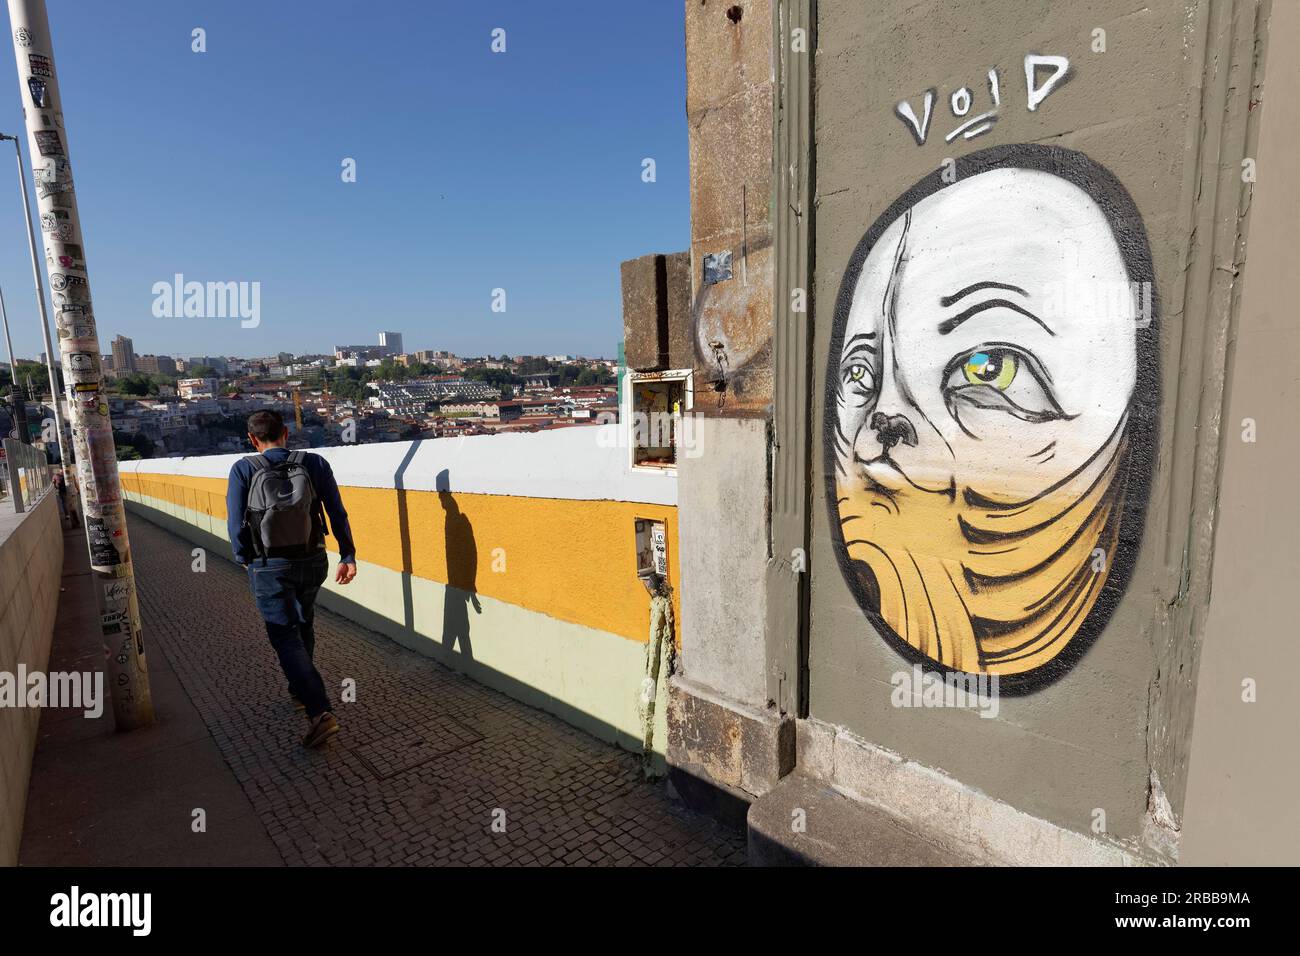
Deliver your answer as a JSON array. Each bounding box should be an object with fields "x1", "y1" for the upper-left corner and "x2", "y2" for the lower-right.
[{"x1": 822, "y1": 143, "x2": 1160, "y2": 695}]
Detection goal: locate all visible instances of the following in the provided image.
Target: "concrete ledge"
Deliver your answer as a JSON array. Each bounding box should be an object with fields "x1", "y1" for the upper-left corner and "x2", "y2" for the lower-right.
[
  {"x1": 748, "y1": 774, "x2": 980, "y2": 866},
  {"x1": 0, "y1": 492, "x2": 64, "y2": 867},
  {"x1": 795, "y1": 716, "x2": 1156, "y2": 866},
  {"x1": 666, "y1": 676, "x2": 793, "y2": 812},
  {"x1": 118, "y1": 425, "x2": 677, "y2": 504}
]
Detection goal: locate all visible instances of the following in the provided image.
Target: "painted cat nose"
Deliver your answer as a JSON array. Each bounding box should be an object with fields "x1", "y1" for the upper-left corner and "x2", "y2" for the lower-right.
[{"x1": 870, "y1": 412, "x2": 918, "y2": 451}]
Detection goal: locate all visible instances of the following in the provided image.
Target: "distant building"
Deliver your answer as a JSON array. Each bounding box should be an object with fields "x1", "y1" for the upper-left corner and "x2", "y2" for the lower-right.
[
  {"x1": 177, "y1": 377, "x2": 218, "y2": 399},
  {"x1": 333, "y1": 344, "x2": 385, "y2": 361},
  {"x1": 378, "y1": 331, "x2": 403, "y2": 356},
  {"x1": 368, "y1": 376, "x2": 499, "y2": 415},
  {"x1": 187, "y1": 355, "x2": 228, "y2": 374},
  {"x1": 111, "y1": 335, "x2": 136, "y2": 374},
  {"x1": 494, "y1": 401, "x2": 524, "y2": 423},
  {"x1": 437, "y1": 400, "x2": 500, "y2": 418},
  {"x1": 136, "y1": 354, "x2": 177, "y2": 376},
  {"x1": 414, "y1": 350, "x2": 459, "y2": 368}
]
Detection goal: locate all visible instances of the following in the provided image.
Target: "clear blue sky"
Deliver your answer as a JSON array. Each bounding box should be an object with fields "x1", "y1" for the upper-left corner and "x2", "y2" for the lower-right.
[{"x1": 0, "y1": 0, "x2": 688, "y2": 362}]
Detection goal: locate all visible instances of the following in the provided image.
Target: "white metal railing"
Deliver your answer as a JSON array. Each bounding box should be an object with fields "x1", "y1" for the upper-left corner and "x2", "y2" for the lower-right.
[{"x1": 1, "y1": 437, "x2": 54, "y2": 513}]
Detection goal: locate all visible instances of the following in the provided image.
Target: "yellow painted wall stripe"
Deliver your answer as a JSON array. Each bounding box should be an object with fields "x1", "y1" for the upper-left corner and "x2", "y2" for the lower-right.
[{"x1": 121, "y1": 472, "x2": 679, "y2": 643}]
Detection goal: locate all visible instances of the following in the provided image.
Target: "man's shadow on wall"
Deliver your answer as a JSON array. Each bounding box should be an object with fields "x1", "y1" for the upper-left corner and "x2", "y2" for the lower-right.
[{"x1": 436, "y1": 468, "x2": 480, "y2": 659}]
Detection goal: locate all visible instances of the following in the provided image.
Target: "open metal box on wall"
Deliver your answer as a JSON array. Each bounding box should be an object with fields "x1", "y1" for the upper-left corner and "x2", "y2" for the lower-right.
[{"x1": 622, "y1": 367, "x2": 693, "y2": 474}]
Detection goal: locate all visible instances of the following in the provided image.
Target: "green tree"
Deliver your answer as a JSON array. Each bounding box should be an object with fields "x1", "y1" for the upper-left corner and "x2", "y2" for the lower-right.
[
  {"x1": 329, "y1": 366, "x2": 369, "y2": 402},
  {"x1": 113, "y1": 430, "x2": 155, "y2": 459},
  {"x1": 115, "y1": 373, "x2": 153, "y2": 396},
  {"x1": 464, "y1": 367, "x2": 516, "y2": 388},
  {"x1": 4, "y1": 362, "x2": 56, "y2": 397}
]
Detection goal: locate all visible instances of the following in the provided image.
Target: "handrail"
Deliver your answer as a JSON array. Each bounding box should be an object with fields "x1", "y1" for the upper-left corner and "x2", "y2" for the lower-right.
[{"x1": 1, "y1": 438, "x2": 54, "y2": 514}]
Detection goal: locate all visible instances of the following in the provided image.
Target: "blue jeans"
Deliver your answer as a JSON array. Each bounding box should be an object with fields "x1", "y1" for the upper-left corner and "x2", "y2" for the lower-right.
[{"x1": 247, "y1": 553, "x2": 332, "y2": 719}]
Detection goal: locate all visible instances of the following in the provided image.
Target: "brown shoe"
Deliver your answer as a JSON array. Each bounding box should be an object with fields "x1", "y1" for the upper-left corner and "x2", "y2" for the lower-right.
[{"x1": 302, "y1": 712, "x2": 339, "y2": 749}]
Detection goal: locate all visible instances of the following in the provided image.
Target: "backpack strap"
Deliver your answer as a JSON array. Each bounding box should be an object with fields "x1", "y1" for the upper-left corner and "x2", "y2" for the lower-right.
[
  {"x1": 243, "y1": 455, "x2": 273, "y2": 564},
  {"x1": 290, "y1": 450, "x2": 329, "y2": 547}
]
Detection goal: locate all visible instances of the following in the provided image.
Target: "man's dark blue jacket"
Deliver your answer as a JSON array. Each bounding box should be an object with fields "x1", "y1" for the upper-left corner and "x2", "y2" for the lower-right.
[{"x1": 226, "y1": 447, "x2": 357, "y2": 566}]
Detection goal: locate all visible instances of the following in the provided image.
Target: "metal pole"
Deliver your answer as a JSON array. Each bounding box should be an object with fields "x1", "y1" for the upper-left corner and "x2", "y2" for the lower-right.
[
  {"x1": 4, "y1": 135, "x2": 66, "y2": 466},
  {"x1": 0, "y1": 284, "x2": 30, "y2": 442},
  {"x1": 7, "y1": 0, "x2": 153, "y2": 729},
  {"x1": 3, "y1": 437, "x2": 22, "y2": 511}
]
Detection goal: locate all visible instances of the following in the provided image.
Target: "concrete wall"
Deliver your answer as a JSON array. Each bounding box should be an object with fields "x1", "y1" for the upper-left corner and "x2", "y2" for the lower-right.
[
  {"x1": 0, "y1": 492, "x2": 64, "y2": 867},
  {"x1": 667, "y1": 1, "x2": 794, "y2": 813},
  {"x1": 1180, "y1": 0, "x2": 1300, "y2": 865},
  {"x1": 119, "y1": 427, "x2": 678, "y2": 754},
  {"x1": 686, "y1": 0, "x2": 775, "y2": 416},
  {"x1": 675, "y1": 1, "x2": 779, "y2": 706},
  {"x1": 677, "y1": 417, "x2": 769, "y2": 704},
  {"x1": 806, "y1": 0, "x2": 1265, "y2": 861}
]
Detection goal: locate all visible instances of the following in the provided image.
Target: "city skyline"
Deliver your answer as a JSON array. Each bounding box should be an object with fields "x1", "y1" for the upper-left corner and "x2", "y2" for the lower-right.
[
  {"x1": 23, "y1": 330, "x2": 616, "y2": 366},
  {"x1": 3, "y1": 338, "x2": 619, "y2": 370},
  {"x1": 0, "y1": 0, "x2": 688, "y2": 359}
]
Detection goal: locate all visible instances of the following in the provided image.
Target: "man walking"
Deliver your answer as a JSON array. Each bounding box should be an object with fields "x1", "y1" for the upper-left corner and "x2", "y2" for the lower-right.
[{"x1": 227, "y1": 410, "x2": 357, "y2": 748}]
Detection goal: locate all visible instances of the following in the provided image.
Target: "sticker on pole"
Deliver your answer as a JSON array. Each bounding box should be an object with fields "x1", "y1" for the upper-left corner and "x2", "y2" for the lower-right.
[
  {"x1": 103, "y1": 578, "x2": 133, "y2": 615},
  {"x1": 34, "y1": 129, "x2": 64, "y2": 157},
  {"x1": 41, "y1": 209, "x2": 73, "y2": 239},
  {"x1": 66, "y1": 352, "x2": 96, "y2": 373},
  {"x1": 86, "y1": 517, "x2": 122, "y2": 567},
  {"x1": 56, "y1": 244, "x2": 85, "y2": 270},
  {"x1": 28, "y1": 53, "x2": 51, "y2": 77},
  {"x1": 27, "y1": 76, "x2": 48, "y2": 108},
  {"x1": 50, "y1": 272, "x2": 86, "y2": 292}
]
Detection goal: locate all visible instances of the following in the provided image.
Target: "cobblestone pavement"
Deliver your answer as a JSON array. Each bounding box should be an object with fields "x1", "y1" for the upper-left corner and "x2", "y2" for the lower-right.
[{"x1": 130, "y1": 517, "x2": 746, "y2": 866}]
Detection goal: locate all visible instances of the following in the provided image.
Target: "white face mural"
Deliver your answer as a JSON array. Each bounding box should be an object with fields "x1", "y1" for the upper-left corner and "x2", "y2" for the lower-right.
[{"x1": 827, "y1": 149, "x2": 1157, "y2": 685}]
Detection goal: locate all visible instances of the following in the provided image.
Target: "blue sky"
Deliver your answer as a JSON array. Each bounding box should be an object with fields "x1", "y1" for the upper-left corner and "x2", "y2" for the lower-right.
[{"x1": 0, "y1": 0, "x2": 688, "y2": 361}]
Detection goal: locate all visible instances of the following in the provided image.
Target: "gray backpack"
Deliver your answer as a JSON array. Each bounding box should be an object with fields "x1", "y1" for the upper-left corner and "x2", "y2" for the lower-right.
[{"x1": 243, "y1": 450, "x2": 326, "y2": 560}]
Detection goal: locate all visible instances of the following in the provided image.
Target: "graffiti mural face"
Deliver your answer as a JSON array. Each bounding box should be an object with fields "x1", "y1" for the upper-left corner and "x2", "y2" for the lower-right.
[{"x1": 826, "y1": 145, "x2": 1157, "y2": 688}]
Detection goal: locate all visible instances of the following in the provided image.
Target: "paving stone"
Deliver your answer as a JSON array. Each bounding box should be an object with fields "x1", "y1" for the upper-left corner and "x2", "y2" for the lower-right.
[{"x1": 129, "y1": 517, "x2": 745, "y2": 867}]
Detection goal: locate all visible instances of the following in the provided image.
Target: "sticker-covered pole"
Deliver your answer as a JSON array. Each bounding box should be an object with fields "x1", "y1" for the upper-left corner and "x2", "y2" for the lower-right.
[{"x1": 7, "y1": 0, "x2": 153, "y2": 729}]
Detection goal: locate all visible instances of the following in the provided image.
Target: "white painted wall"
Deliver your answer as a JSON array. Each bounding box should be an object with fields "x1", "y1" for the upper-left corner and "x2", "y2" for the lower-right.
[{"x1": 119, "y1": 425, "x2": 676, "y2": 505}]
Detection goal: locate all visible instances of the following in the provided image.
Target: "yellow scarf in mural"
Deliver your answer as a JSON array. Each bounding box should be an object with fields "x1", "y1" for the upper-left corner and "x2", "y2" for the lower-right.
[{"x1": 837, "y1": 418, "x2": 1129, "y2": 675}]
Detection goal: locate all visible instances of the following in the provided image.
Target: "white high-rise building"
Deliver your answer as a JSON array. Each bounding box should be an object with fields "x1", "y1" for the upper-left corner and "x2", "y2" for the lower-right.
[{"x1": 378, "y1": 331, "x2": 403, "y2": 356}]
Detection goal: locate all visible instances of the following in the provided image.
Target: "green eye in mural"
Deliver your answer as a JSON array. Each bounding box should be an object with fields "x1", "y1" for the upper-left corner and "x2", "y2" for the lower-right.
[
  {"x1": 825, "y1": 144, "x2": 1159, "y2": 692},
  {"x1": 941, "y1": 345, "x2": 1065, "y2": 425},
  {"x1": 962, "y1": 350, "x2": 1015, "y2": 388}
]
